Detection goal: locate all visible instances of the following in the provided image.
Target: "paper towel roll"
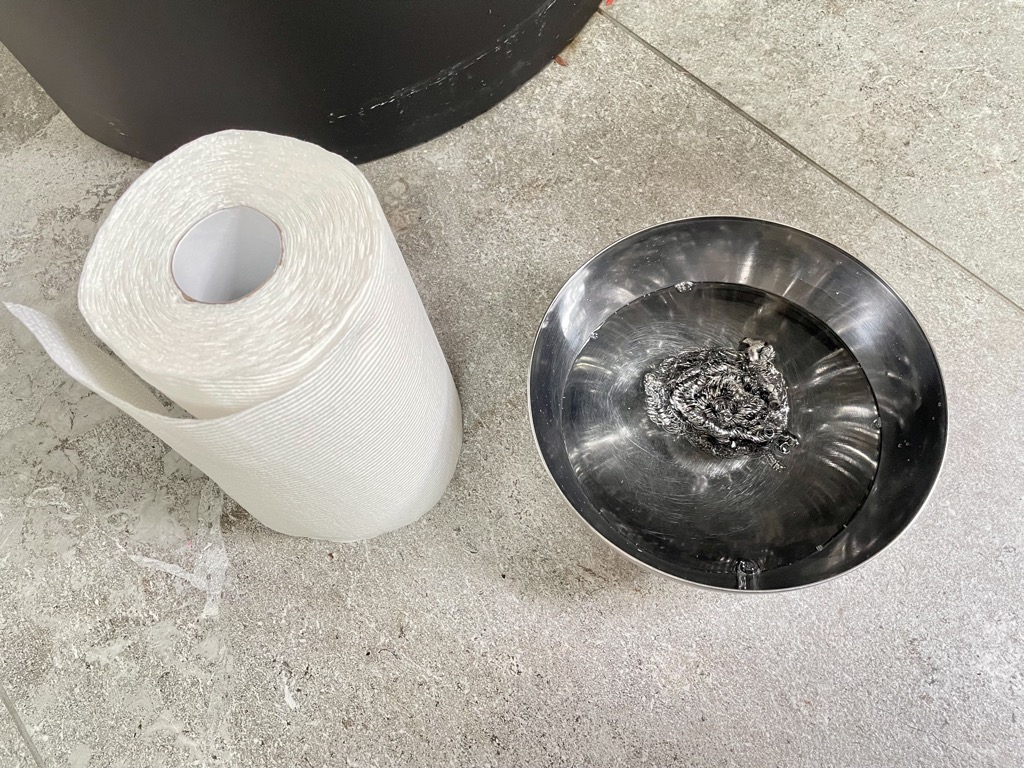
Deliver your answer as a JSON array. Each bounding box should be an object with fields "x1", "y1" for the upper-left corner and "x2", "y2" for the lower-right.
[{"x1": 7, "y1": 130, "x2": 462, "y2": 542}]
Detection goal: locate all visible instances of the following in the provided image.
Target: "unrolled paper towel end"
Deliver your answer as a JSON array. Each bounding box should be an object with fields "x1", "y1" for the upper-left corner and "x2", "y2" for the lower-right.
[{"x1": 5, "y1": 130, "x2": 463, "y2": 543}]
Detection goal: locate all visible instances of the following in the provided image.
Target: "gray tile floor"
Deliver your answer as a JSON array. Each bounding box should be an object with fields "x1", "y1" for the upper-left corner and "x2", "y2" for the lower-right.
[
  {"x1": 2, "y1": 8, "x2": 1022, "y2": 768},
  {"x1": 607, "y1": 0, "x2": 1024, "y2": 308}
]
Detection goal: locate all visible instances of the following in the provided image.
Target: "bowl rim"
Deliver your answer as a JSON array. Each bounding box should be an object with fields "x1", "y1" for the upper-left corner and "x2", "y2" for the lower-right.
[{"x1": 527, "y1": 215, "x2": 948, "y2": 593}]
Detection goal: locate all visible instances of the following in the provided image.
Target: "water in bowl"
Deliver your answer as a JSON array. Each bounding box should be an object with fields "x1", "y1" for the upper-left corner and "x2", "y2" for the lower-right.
[{"x1": 560, "y1": 282, "x2": 881, "y2": 580}]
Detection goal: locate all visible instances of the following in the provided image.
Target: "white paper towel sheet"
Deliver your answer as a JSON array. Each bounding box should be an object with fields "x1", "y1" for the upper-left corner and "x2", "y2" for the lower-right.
[{"x1": 7, "y1": 130, "x2": 462, "y2": 542}]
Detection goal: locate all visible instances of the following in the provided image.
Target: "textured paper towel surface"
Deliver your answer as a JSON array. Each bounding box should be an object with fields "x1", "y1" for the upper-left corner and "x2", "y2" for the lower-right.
[{"x1": 7, "y1": 130, "x2": 462, "y2": 542}]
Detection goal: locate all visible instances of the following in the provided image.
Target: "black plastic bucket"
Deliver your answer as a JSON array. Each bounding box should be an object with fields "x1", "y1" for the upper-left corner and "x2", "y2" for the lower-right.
[{"x1": 0, "y1": 0, "x2": 599, "y2": 161}]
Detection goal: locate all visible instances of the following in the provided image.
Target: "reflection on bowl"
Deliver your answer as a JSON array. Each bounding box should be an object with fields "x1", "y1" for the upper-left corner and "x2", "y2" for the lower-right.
[{"x1": 529, "y1": 218, "x2": 946, "y2": 591}]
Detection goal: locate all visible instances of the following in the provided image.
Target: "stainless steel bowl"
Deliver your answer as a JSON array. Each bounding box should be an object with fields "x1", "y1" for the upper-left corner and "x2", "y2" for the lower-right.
[{"x1": 529, "y1": 217, "x2": 946, "y2": 591}]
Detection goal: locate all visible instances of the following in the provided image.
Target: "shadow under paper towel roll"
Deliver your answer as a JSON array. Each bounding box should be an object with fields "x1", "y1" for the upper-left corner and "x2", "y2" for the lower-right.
[{"x1": 7, "y1": 130, "x2": 462, "y2": 542}]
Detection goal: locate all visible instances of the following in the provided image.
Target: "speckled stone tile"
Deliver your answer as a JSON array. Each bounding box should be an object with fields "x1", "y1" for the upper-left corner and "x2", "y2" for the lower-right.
[
  {"x1": 607, "y1": 0, "x2": 1024, "y2": 308},
  {"x1": 1, "y1": 15, "x2": 1022, "y2": 768},
  {"x1": 0, "y1": 711, "x2": 36, "y2": 768},
  {"x1": 0, "y1": 45, "x2": 59, "y2": 158}
]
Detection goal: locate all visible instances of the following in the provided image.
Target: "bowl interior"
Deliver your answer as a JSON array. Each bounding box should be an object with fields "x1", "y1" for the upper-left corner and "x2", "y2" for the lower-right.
[{"x1": 529, "y1": 218, "x2": 946, "y2": 591}]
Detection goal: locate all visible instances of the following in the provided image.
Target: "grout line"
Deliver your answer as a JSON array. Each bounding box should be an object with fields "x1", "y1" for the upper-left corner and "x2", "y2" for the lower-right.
[
  {"x1": 598, "y1": 8, "x2": 1024, "y2": 315},
  {"x1": 0, "y1": 680, "x2": 46, "y2": 767}
]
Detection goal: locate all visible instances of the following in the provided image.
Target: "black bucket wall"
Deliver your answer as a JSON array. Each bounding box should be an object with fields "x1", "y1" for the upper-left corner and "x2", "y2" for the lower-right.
[{"x1": 0, "y1": 0, "x2": 600, "y2": 162}]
